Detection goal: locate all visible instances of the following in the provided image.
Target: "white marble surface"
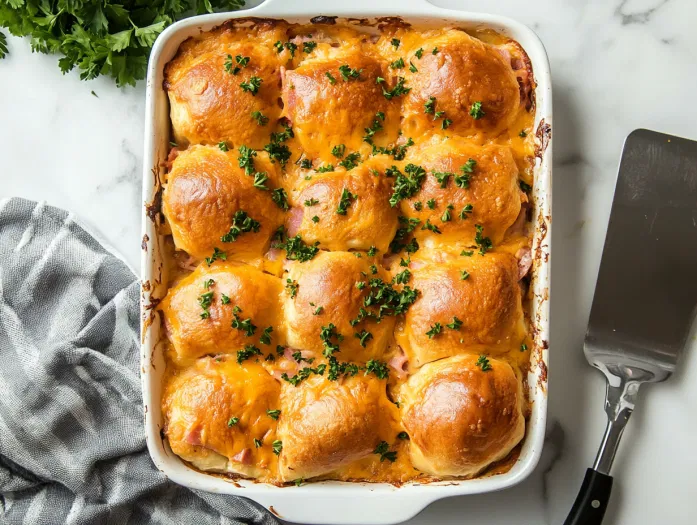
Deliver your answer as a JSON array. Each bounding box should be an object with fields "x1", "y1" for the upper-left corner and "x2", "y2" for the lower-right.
[{"x1": 2, "y1": 0, "x2": 697, "y2": 523}]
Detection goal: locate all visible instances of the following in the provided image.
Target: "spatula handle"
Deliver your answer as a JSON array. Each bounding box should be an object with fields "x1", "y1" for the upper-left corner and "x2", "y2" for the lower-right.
[{"x1": 563, "y1": 468, "x2": 613, "y2": 525}]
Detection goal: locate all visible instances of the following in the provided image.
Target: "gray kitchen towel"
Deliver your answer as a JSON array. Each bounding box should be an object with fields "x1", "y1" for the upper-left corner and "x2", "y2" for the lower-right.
[{"x1": 0, "y1": 197, "x2": 279, "y2": 525}]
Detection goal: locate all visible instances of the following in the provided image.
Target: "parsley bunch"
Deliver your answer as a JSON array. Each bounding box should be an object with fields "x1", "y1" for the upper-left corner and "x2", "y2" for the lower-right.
[{"x1": 0, "y1": 1, "x2": 246, "y2": 87}]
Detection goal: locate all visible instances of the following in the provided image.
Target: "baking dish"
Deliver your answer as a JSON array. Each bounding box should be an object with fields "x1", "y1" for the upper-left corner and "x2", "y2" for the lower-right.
[{"x1": 140, "y1": 0, "x2": 552, "y2": 523}]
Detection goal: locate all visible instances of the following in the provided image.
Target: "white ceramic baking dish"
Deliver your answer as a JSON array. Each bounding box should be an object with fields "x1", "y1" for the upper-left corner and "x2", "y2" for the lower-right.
[{"x1": 140, "y1": 1, "x2": 552, "y2": 523}]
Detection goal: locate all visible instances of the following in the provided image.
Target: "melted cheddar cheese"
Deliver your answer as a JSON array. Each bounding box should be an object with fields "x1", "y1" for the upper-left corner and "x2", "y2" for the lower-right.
[{"x1": 159, "y1": 17, "x2": 537, "y2": 486}]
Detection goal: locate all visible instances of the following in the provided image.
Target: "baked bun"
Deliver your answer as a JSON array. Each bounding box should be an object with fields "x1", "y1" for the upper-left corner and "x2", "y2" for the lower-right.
[
  {"x1": 160, "y1": 262, "x2": 284, "y2": 365},
  {"x1": 400, "y1": 139, "x2": 522, "y2": 246},
  {"x1": 164, "y1": 21, "x2": 287, "y2": 149},
  {"x1": 287, "y1": 162, "x2": 399, "y2": 252},
  {"x1": 399, "y1": 354, "x2": 524, "y2": 477},
  {"x1": 282, "y1": 49, "x2": 400, "y2": 162},
  {"x1": 282, "y1": 251, "x2": 394, "y2": 363},
  {"x1": 395, "y1": 252, "x2": 524, "y2": 367},
  {"x1": 277, "y1": 374, "x2": 397, "y2": 481},
  {"x1": 163, "y1": 356, "x2": 281, "y2": 480},
  {"x1": 401, "y1": 29, "x2": 521, "y2": 138},
  {"x1": 162, "y1": 145, "x2": 285, "y2": 262}
]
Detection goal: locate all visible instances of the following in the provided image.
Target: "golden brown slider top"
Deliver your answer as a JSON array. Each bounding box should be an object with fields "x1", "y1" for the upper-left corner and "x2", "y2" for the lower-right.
[
  {"x1": 399, "y1": 354, "x2": 524, "y2": 478},
  {"x1": 162, "y1": 145, "x2": 285, "y2": 262},
  {"x1": 160, "y1": 262, "x2": 284, "y2": 365},
  {"x1": 282, "y1": 251, "x2": 395, "y2": 363},
  {"x1": 164, "y1": 22, "x2": 288, "y2": 149},
  {"x1": 401, "y1": 29, "x2": 521, "y2": 138},
  {"x1": 287, "y1": 161, "x2": 400, "y2": 253},
  {"x1": 395, "y1": 251, "x2": 525, "y2": 367},
  {"x1": 278, "y1": 373, "x2": 398, "y2": 481},
  {"x1": 400, "y1": 138, "x2": 522, "y2": 247},
  {"x1": 162, "y1": 356, "x2": 281, "y2": 480}
]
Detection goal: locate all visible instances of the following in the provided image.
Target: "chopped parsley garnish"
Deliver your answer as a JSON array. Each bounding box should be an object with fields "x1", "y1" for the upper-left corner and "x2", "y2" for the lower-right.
[
  {"x1": 218, "y1": 141, "x2": 229, "y2": 152},
  {"x1": 374, "y1": 441, "x2": 397, "y2": 462},
  {"x1": 254, "y1": 438, "x2": 262, "y2": 448},
  {"x1": 204, "y1": 279, "x2": 215, "y2": 290},
  {"x1": 415, "y1": 48, "x2": 424, "y2": 59},
  {"x1": 378, "y1": 76, "x2": 411, "y2": 100},
  {"x1": 240, "y1": 76, "x2": 262, "y2": 95},
  {"x1": 461, "y1": 250, "x2": 474, "y2": 257},
  {"x1": 391, "y1": 38, "x2": 400, "y2": 49},
  {"x1": 325, "y1": 72, "x2": 337, "y2": 85},
  {"x1": 266, "y1": 409, "x2": 281, "y2": 420},
  {"x1": 231, "y1": 309, "x2": 257, "y2": 337},
  {"x1": 237, "y1": 344, "x2": 261, "y2": 364},
  {"x1": 432, "y1": 47, "x2": 439, "y2": 54},
  {"x1": 313, "y1": 306, "x2": 324, "y2": 316},
  {"x1": 455, "y1": 158, "x2": 477, "y2": 189},
  {"x1": 425, "y1": 323, "x2": 442, "y2": 338},
  {"x1": 253, "y1": 172, "x2": 268, "y2": 190},
  {"x1": 409, "y1": 61, "x2": 418, "y2": 73},
  {"x1": 339, "y1": 152, "x2": 361, "y2": 170},
  {"x1": 390, "y1": 57, "x2": 405, "y2": 69},
  {"x1": 317, "y1": 164, "x2": 334, "y2": 173},
  {"x1": 355, "y1": 330, "x2": 373, "y2": 348},
  {"x1": 221, "y1": 294, "x2": 231, "y2": 304},
  {"x1": 272, "y1": 440, "x2": 283, "y2": 455},
  {"x1": 519, "y1": 180, "x2": 533, "y2": 192},
  {"x1": 337, "y1": 189, "x2": 356, "y2": 215},
  {"x1": 356, "y1": 281, "x2": 366, "y2": 290},
  {"x1": 312, "y1": 215, "x2": 319, "y2": 223},
  {"x1": 367, "y1": 246, "x2": 378, "y2": 257},
  {"x1": 331, "y1": 144, "x2": 346, "y2": 158},
  {"x1": 274, "y1": 41, "x2": 283, "y2": 53},
  {"x1": 476, "y1": 355, "x2": 493, "y2": 371},
  {"x1": 519, "y1": 130, "x2": 527, "y2": 138},
  {"x1": 389, "y1": 164, "x2": 427, "y2": 207},
  {"x1": 363, "y1": 112, "x2": 385, "y2": 144},
  {"x1": 447, "y1": 316, "x2": 463, "y2": 330},
  {"x1": 389, "y1": 216, "x2": 421, "y2": 253},
  {"x1": 475, "y1": 224, "x2": 493, "y2": 255},
  {"x1": 521, "y1": 343, "x2": 528, "y2": 351},
  {"x1": 365, "y1": 359, "x2": 389, "y2": 379},
  {"x1": 226, "y1": 54, "x2": 250, "y2": 75},
  {"x1": 327, "y1": 356, "x2": 359, "y2": 381},
  {"x1": 338, "y1": 64, "x2": 362, "y2": 81},
  {"x1": 304, "y1": 198, "x2": 319, "y2": 206},
  {"x1": 281, "y1": 364, "x2": 327, "y2": 386},
  {"x1": 273, "y1": 234, "x2": 319, "y2": 262},
  {"x1": 397, "y1": 431, "x2": 410, "y2": 440},
  {"x1": 303, "y1": 41, "x2": 317, "y2": 53},
  {"x1": 469, "y1": 101, "x2": 485, "y2": 119},
  {"x1": 433, "y1": 171, "x2": 452, "y2": 188},
  {"x1": 360, "y1": 278, "x2": 419, "y2": 320},
  {"x1": 285, "y1": 278, "x2": 298, "y2": 298},
  {"x1": 284, "y1": 42, "x2": 297, "y2": 57},
  {"x1": 421, "y1": 218, "x2": 441, "y2": 234},
  {"x1": 198, "y1": 291, "x2": 214, "y2": 319},
  {"x1": 260, "y1": 326, "x2": 273, "y2": 345},
  {"x1": 300, "y1": 158, "x2": 313, "y2": 169},
  {"x1": 424, "y1": 96, "x2": 436, "y2": 115},
  {"x1": 393, "y1": 269, "x2": 411, "y2": 284},
  {"x1": 227, "y1": 417, "x2": 239, "y2": 427},
  {"x1": 441, "y1": 204, "x2": 454, "y2": 223},
  {"x1": 414, "y1": 201, "x2": 423, "y2": 211},
  {"x1": 271, "y1": 188, "x2": 290, "y2": 211},
  {"x1": 459, "y1": 204, "x2": 473, "y2": 220},
  {"x1": 221, "y1": 210, "x2": 261, "y2": 243},
  {"x1": 442, "y1": 118, "x2": 453, "y2": 129},
  {"x1": 237, "y1": 145, "x2": 257, "y2": 175},
  {"x1": 426, "y1": 199, "x2": 436, "y2": 210},
  {"x1": 320, "y1": 323, "x2": 343, "y2": 358},
  {"x1": 264, "y1": 125, "x2": 293, "y2": 166},
  {"x1": 372, "y1": 137, "x2": 414, "y2": 160},
  {"x1": 251, "y1": 111, "x2": 269, "y2": 126},
  {"x1": 460, "y1": 270, "x2": 470, "y2": 281},
  {"x1": 205, "y1": 247, "x2": 227, "y2": 266},
  {"x1": 294, "y1": 478, "x2": 304, "y2": 486},
  {"x1": 370, "y1": 264, "x2": 378, "y2": 274}
]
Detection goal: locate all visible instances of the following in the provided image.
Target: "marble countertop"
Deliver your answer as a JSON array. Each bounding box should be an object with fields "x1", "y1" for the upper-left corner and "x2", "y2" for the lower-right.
[{"x1": 2, "y1": 0, "x2": 696, "y2": 523}]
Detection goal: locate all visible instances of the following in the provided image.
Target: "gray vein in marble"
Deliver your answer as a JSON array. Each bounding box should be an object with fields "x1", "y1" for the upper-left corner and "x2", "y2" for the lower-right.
[
  {"x1": 540, "y1": 419, "x2": 566, "y2": 524},
  {"x1": 614, "y1": 0, "x2": 671, "y2": 25}
]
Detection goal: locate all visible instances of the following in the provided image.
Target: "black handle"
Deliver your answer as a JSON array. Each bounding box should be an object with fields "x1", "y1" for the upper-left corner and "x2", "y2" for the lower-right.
[{"x1": 563, "y1": 468, "x2": 613, "y2": 525}]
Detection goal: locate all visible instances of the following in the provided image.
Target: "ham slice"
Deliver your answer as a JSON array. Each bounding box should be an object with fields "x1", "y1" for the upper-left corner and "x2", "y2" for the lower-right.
[
  {"x1": 231, "y1": 448, "x2": 252, "y2": 465},
  {"x1": 184, "y1": 425, "x2": 203, "y2": 446},
  {"x1": 516, "y1": 247, "x2": 533, "y2": 280},
  {"x1": 286, "y1": 207, "x2": 304, "y2": 236},
  {"x1": 389, "y1": 350, "x2": 408, "y2": 379}
]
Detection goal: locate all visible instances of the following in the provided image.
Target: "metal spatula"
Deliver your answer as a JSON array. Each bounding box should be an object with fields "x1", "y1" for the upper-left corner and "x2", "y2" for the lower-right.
[{"x1": 564, "y1": 129, "x2": 697, "y2": 524}]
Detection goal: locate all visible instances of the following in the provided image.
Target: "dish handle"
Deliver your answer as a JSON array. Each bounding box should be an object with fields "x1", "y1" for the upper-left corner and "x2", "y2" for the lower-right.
[{"x1": 249, "y1": 0, "x2": 435, "y2": 15}]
